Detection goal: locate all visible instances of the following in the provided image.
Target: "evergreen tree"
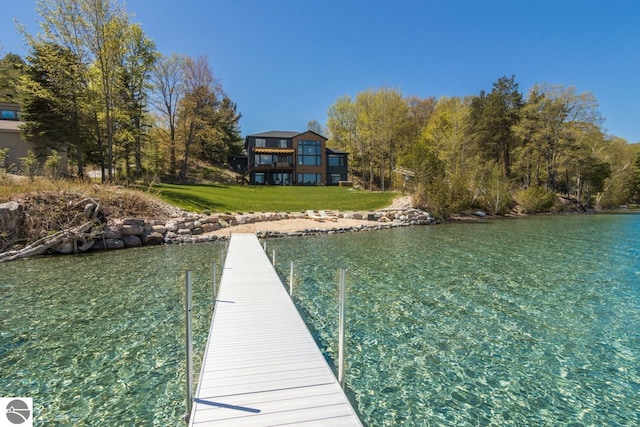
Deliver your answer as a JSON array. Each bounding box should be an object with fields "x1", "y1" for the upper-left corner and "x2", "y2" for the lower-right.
[
  {"x1": 0, "y1": 53, "x2": 26, "y2": 102},
  {"x1": 20, "y1": 41, "x2": 89, "y2": 174},
  {"x1": 468, "y1": 75, "x2": 523, "y2": 177}
]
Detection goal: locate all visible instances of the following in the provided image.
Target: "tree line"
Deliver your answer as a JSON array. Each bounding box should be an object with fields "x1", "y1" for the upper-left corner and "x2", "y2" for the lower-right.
[
  {"x1": 327, "y1": 77, "x2": 640, "y2": 217},
  {"x1": 1, "y1": 0, "x2": 242, "y2": 182}
]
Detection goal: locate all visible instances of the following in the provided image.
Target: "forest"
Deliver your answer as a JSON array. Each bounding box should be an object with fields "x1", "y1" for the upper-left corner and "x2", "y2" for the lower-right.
[
  {"x1": 326, "y1": 80, "x2": 640, "y2": 217},
  {"x1": 1, "y1": 0, "x2": 639, "y2": 219}
]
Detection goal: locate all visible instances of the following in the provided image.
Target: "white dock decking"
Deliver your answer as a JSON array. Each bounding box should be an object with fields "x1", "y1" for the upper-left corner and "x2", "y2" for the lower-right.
[{"x1": 189, "y1": 233, "x2": 362, "y2": 426}]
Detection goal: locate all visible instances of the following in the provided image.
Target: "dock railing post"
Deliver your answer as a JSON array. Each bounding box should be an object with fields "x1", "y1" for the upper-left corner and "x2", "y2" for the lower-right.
[
  {"x1": 211, "y1": 262, "x2": 217, "y2": 308},
  {"x1": 183, "y1": 270, "x2": 194, "y2": 422},
  {"x1": 289, "y1": 261, "x2": 294, "y2": 296},
  {"x1": 272, "y1": 249, "x2": 276, "y2": 265},
  {"x1": 338, "y1": 267, "x2": 346, "y2": 390}
]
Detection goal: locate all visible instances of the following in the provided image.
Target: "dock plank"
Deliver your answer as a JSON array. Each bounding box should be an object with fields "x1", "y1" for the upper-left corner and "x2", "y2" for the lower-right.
[{"x1": 189, "y1": 233, "x2": 362, "y2": 426}]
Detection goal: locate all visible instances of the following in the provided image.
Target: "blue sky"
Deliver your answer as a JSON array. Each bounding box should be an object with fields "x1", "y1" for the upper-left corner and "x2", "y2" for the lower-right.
[{"x1": 2, "y1": 0, "x2": 639, "y2": 142}]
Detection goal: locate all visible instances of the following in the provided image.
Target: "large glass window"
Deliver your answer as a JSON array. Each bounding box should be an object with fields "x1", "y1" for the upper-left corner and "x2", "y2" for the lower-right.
[
  {"x1": 275, "y1": 154, "x2": 292, "y2": 166},
  {"x1": 272, "y1": 172, "x2": 291, "y2": 185},
  {"x1": 1, "y1": 110, "x2": 18, "y2": 120},
  {"x1": 254, "y1": 173, "x2": 265, "y2": 184},
  {"x1": 278, "y1": 139, "x2": 289, "y2": 148},
  {"x1": 297, "y1": 140, "x2": 322, "y2": 166},
  {"x1": 331, "y1": 174, "x2": 341, "y2": 184},
  {"x1": 255, "y1": 138, "x2": 266, "y2": 147},
  {"x1": 254, "y1": 154, "x2": 292, "y2": 166},
  {"x1": 255, "y1": 154, "x2": 274, "y2": 165},
  {"x1": 298, "y1": 173, "x2": 322, "y2": 185},
  {"x1": 328, "y1": 155, "x2": 344, "y2": 167}
]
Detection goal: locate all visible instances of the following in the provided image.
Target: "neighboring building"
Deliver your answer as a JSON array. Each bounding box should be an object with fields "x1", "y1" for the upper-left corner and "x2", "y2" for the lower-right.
[
  {"x1": 0, "y1": 102, "x2": 68, "y2": 173},
  {"x1": 242, "y1": 130, "x2": 348, "y2": 185},
  {"x1": 0, "y1": 102, "x2": 28, "y2": 170}
]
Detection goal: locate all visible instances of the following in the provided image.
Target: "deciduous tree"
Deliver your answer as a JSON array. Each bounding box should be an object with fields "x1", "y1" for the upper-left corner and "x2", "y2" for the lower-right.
[
  {"x1": 151, "y1": 53, "x2": 185, "y2": 175},
  {"x1": 177, "y1": 55, "x2": 223, "y2": 181}
]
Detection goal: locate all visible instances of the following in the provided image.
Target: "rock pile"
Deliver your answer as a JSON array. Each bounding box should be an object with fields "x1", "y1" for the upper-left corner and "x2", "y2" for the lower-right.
[
  {"x1": 88, "y1": 207, "x2": 436, "y2": 248},
  {"x1": 258, "y1": 208, "x2": 436, "y2": 238},
  {"x1": 0, "y1": 202, "x2": 435, "y2": 260}
]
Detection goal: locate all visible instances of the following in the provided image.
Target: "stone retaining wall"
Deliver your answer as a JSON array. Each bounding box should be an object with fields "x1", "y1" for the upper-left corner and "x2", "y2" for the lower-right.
[
  {"x1": 1, "y1": 200, "x2": 435, "y2": 258},
  {"x1": 89, "y1": 208, "x2": 435, "y2": 250}
]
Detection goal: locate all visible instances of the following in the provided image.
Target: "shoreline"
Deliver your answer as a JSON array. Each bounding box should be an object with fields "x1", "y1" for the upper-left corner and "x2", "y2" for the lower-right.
[
  {"x1": 0, "y1": 196, "x2": 438, "y2": 262},
  {"x1": 4, "y1": 191, "x2": 617, "y2": 261}
]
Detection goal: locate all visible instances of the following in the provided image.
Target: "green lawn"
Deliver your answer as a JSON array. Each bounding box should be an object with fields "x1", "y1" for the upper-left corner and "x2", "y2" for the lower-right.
[{"x1": 152, "y1": 184, "x2": 398, "y2": 213}]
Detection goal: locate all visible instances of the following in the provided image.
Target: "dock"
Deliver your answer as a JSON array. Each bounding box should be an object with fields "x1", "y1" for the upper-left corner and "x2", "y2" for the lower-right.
[{"x1": 189, "y1": 233, "x2": 362, "y2": 426}]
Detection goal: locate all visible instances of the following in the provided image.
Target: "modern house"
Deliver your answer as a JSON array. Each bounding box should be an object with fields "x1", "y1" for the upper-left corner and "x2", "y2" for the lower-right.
[{"x1": 236, "y1": 130, "x2": 348, "y2": 186}]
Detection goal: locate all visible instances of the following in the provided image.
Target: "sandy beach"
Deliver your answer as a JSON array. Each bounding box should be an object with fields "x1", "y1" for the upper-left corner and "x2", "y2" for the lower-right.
[
  {"x1": 209, "y1": 195, "x2": 414, "y2": 238},
  {"x1": 210, "y1": 216, "x2": 374, "y2": 238}
]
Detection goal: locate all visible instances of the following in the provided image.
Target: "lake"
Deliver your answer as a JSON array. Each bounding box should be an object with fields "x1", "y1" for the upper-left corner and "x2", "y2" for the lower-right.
[{"x1": 1, "y1": 214, "x2": 639, "y2": 426}]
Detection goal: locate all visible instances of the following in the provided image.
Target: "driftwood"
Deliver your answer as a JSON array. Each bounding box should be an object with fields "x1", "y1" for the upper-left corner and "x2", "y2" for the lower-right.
[
  {"x1": 0, "y1": 221, "x2": 96, "y2": 263},
  {"x1": 0, "y1": 197, "x2": 105, "y2": 263}
]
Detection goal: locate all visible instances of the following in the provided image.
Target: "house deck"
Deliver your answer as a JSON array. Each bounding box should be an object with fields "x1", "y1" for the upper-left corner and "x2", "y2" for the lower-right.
[{"x1": 188, "y1": 233, "x2": 362, "y2": 426}]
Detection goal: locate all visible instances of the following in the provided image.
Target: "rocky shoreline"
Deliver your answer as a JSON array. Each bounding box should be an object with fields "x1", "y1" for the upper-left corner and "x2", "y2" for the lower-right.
[
  {"x1": 0, "y1": 198, "x2": 436, "y2": 261},
  {"x1": 99, "y1": 207, "x2": 437, "y2": 247}
]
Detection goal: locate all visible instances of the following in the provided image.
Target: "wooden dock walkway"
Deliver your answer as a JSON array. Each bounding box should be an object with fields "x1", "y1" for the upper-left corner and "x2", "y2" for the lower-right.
[{"x1": 189, "y1": 233, "x2": 362, "y2": 426}]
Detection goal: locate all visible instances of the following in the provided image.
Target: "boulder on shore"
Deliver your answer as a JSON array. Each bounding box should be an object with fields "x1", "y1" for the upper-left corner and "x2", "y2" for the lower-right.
[{"x1": 0, "y1": 201, "x2": 23, "y2": 234}]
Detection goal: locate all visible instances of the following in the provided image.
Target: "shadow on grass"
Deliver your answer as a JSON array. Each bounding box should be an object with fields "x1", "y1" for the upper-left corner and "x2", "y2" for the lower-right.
[
  {"x1": 155, "y1": 182, "x2": 231, "y2": 189},
  {"x1": 157, "y1": 188, "x2": 224, "y2": 212}
]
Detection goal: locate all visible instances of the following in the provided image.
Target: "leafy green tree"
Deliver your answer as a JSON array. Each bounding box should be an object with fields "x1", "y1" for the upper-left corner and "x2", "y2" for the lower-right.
[
  {"x1": 593, "y1": 137, "x2": 637, "y2": 208},
  {"x1": 514, "y1": 84, "x2": 604, "y2": 199},
  {"x1": 420, "y1": 96, "x2": 477, "y2": 211},
  {"x1": 176, "y1": 55, "x2": 223, "y2": 181},
  {"x1": 80, "y1": 0, "x2": 130, "y2": 181},
  {"x1": 411, "y1": 139, "x2": 450, "y2": 218},
  {"x1": 29, "y1": 0, "x2": 160, "y2": 181},
  {"x1": 327, "y1": 88, "x2": 410, "y2": 190},
  {"x1": 406, "y1": 95, "x2": 437, "y2": 142},
  {"x1": 0, "y1": 53, "x2": 26, "y2": 102},
  {"x1": 632, "y1": 149, "x2": 640, "y2": 203},
  {"x1": 514, "y1": 185, "x2": 557, "y2": 213},
  {"x1": 327, "y1": 95, "x2": 358, "y2": 175},
  {"x1": 116, "y1": 23, "x2": 157, "y2": 178}
]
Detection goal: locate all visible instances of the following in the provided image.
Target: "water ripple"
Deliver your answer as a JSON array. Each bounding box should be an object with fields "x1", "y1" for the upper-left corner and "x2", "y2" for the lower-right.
[{"x1": 272, "y1": 214, "x2": 640, "y2": 426}]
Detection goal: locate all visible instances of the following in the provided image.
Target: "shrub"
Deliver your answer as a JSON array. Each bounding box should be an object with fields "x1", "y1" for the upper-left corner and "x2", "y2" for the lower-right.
[
  {"x1": 44, "y1": 150, "x2": 62, "y2": 180},
  {"x1": 19, "y1": 150, "x2": 39, "y2": 181},
  {"x1": 515, "y1": 186, "x2": 557, "y2": 214},
  {"x1": 0, "y1": 148, "x2": 9, "y2": 170}
]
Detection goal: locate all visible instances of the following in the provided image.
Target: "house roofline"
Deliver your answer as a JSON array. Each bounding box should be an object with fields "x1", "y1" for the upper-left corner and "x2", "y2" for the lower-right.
[{"x1": 246, "y1": 130, "x2": 328, "y2": 140}]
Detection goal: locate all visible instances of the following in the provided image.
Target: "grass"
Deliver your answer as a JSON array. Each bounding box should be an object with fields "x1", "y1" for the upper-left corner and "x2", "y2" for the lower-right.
[{"x1": 152, "y1": 184, "x2": 399, "y2": 213}]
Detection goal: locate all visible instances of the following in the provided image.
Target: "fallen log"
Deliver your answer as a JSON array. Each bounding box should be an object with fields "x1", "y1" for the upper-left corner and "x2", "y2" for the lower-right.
[{"x1": 0, "y1": 221, "x2": 96, "y2": 263}]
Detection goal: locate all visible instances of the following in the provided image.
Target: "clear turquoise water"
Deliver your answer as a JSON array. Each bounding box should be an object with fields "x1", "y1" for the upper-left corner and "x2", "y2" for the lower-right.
[
  {"x1": 268, "y1": 214, "x2": 640, "y2": 426},
  {"x1": 0, "y1": 243, "x2": 224, "y2": 426},
  {"x1": 1, "y1": 215, "x2": 639, "y2": 426}
]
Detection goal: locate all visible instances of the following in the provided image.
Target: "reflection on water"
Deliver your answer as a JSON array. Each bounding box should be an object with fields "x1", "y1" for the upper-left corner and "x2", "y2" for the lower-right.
[{"x1": 1, "y1": 214, "x2": 639, "y2": 425}]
